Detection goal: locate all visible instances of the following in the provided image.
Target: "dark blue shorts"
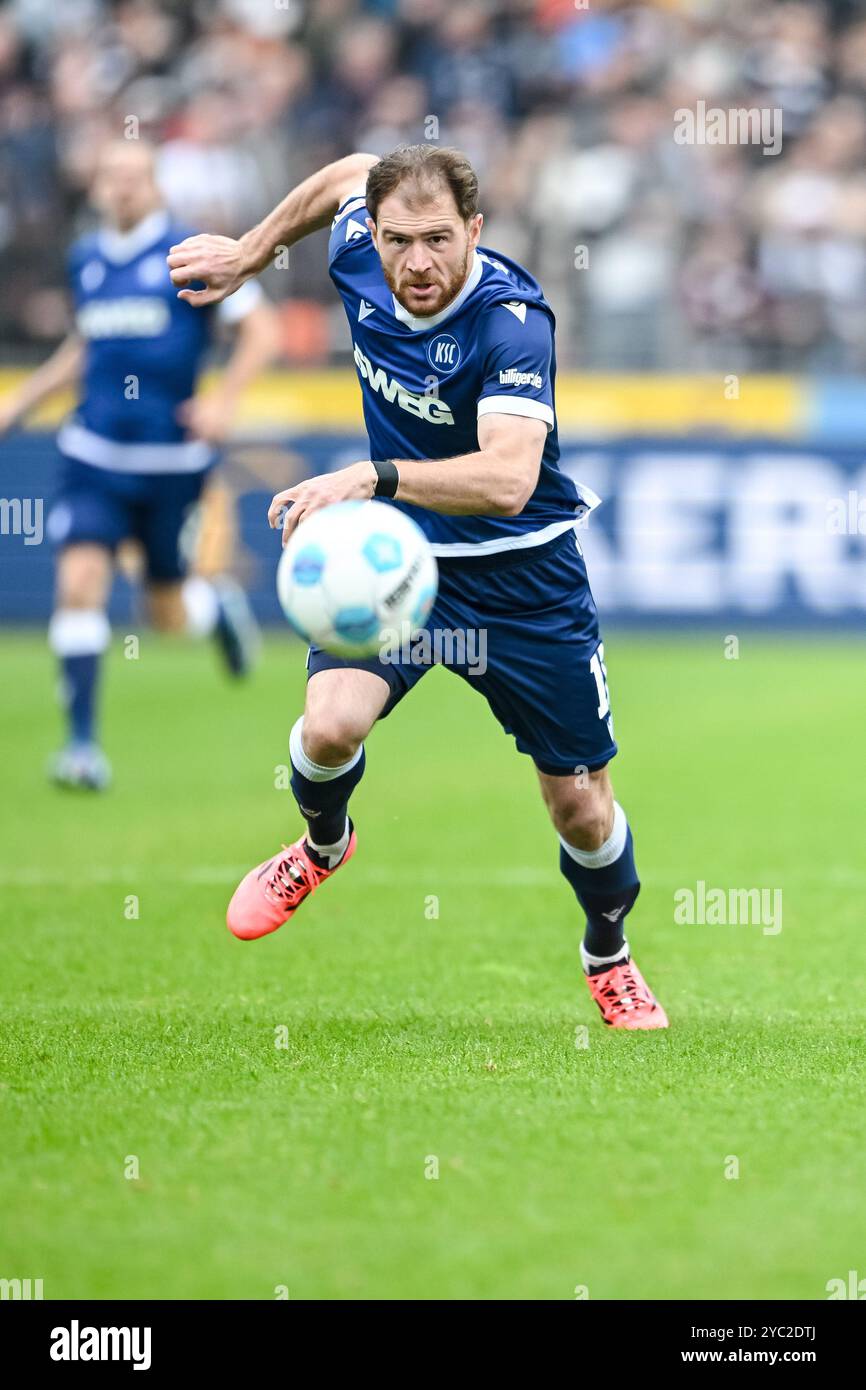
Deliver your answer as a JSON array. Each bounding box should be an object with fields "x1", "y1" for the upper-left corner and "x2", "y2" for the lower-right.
[
  {"x1": 307, "y1": 528, "x2": 617, "y2": 776},
  {"x1": 47, "y1": 455, "x2": 211, "y2": 582}
]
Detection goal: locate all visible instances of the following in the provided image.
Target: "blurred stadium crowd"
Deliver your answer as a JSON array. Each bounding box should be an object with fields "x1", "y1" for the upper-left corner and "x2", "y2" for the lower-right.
[{"x1": 1, "y1": 0, "x2": 865, "y2": 370}]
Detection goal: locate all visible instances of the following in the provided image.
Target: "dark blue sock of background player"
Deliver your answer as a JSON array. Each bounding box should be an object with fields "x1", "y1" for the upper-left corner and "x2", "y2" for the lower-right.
[
  {"x1": 48, "y1": 610, "x2": 110, "y2": 745},
  {"x1": 558, "y1": 802, "x2": 641, "y2": 972},
  {"x1": 63, "y1": 654, "x2": 101, "y2": 741},
  {"x1": 289, "y1": 715, "x2": 366, "y2": 865}
]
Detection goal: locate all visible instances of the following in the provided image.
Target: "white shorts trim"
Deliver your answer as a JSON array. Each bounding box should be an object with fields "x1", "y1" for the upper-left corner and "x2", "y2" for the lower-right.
[
  {"x1": 58, "y1": 421, "x2": 213, "y2": 474},
  {"x1": 427, "y1": 492, "x2": 602, "y2": 559}
]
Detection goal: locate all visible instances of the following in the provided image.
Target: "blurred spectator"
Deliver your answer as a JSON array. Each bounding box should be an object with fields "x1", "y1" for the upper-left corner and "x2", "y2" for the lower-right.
[{"x1": 1, "y1": 0, "x2": 865, "y2": 371}]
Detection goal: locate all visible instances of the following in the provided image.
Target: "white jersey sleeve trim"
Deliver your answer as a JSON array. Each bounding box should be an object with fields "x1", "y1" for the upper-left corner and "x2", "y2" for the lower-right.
[
  {"x1": 217, "y1": 278, "x2": 265, "y2": 325},
  {"x1": 477, "y1": 395, "x2": 555, "y2": 430}
]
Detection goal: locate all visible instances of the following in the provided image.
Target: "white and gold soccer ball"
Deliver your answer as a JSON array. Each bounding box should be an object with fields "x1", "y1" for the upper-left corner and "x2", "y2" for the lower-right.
[{"x1": 276, "y1": 499, "x2": 438, "y2": 658}]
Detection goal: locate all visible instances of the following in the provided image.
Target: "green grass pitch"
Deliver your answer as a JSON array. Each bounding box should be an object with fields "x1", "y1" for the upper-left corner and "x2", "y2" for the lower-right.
[{"x1": 1, "y1": 628, "x2": 864, "y2": 1300}]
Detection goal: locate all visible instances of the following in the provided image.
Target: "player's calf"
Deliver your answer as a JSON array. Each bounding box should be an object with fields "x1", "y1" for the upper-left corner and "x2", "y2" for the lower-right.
[
  {"x1": 289, "y1": 715, "x2": 366, "y2": 856},
  {"x1": 557, "y1": 792, "x2": 641, "y2": 965},
  {"x1": 537, "y1": 765, "x2": 667, "y2": 1024},
  {"x1": 538, "y1": 768, "x2": 638, "y2": 957},
  {"x1": 290, "y1": 667, "x2": 387, "y2": 846}
]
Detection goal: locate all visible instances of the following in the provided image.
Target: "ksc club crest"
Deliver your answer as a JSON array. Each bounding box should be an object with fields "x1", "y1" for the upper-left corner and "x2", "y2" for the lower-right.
[{"x1": 426, "y1": 334, "x2": 461, "y2": 375}]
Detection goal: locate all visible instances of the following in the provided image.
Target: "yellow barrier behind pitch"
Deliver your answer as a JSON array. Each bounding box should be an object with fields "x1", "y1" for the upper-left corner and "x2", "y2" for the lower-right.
[{"x1": 0, "y1": 369, "x2": 808, "y2": 438}]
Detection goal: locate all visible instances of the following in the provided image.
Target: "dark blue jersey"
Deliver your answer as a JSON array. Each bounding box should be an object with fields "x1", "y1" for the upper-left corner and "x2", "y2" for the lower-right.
[
  {"x1": 60, "y1": 209, "x2": 260, "y2": 473},
  {"x1": 328, "y1": 191, "x2": 599, "y2": 556}
]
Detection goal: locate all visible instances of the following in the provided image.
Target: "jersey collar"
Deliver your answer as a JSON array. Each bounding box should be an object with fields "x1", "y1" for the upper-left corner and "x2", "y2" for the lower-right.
[
  {"x1": 99, "y1": 208, "x2": 170, "y2": 265},
  {"x1": 390, "y1": 249, "x2": 484, "y2": 333}
]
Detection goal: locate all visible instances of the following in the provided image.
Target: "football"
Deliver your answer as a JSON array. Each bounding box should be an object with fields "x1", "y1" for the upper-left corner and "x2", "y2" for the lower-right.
[{"x1": 276, "y1": 499, "x2": 438, "y2": 657}]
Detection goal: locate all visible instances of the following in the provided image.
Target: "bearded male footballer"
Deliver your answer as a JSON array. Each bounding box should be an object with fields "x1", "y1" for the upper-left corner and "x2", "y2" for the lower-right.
[{"x1": 167, "y1": 145, "x2": 668, "y2": 1029}]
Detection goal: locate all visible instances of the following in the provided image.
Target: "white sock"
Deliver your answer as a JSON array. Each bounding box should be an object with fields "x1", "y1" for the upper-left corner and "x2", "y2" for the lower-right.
[
  {"x1": 289, "y1": 716, "x2": 363, "y2": 781},
  {"x1": 48, "y1": 608, "x2": 110, "y2": 656},
  {"x1": 307, "y1": 818, "x2": 350, "y2": 869},
  {"x1": 181, "y1": 576, "x2": 219, "y2": 637},
  {"x1": 580, "y1": 939, "x2": 630, "y2": 975}
]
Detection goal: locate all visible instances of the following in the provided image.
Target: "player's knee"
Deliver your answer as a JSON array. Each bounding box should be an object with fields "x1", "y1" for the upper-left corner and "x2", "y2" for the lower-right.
[
  {"x1": 301, "y1": 710, "x2": 366, "y2": 767},
  {"x1": 552, "y1": 792, "x2": 612, "y2": 852},
  {"x1": 57, "y1": 547, "x2": 109, "y2": 608},
  {"x1": 147, "y1": 583, "x2": 186, "y2": 633}
]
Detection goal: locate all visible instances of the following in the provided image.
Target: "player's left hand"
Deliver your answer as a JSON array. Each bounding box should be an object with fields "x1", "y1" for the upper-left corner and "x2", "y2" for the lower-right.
[
  {"x1": 177, "y1": 395, "x2": 234, "y2": 446},
  {"x1": 268, "y1": 461, "x2": 377, "y2": 544}
]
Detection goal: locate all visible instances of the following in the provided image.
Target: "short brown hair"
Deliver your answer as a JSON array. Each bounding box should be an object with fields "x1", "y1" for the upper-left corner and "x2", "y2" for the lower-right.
[{"x1": 365, "y1": 145, "x2": 479, "y2": 224}]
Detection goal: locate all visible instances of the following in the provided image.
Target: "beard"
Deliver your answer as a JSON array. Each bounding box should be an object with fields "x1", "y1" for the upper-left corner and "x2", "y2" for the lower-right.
[{"x1": 383, "y1": 245, "x2": 472, "y2": 317}]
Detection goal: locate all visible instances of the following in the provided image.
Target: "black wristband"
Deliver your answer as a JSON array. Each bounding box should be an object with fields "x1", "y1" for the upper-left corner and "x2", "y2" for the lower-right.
[{"x1": 372, "y1": 458, "x2": 399, "y2": 499}]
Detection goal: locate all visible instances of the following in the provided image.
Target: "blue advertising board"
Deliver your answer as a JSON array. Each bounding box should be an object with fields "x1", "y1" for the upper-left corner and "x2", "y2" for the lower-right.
[{"x1": 1, "y1": 431, "x2": 864, "y2": 628}]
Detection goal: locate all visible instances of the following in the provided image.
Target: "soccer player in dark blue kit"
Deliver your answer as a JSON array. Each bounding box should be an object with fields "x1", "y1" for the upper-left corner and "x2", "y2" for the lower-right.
[
  {"x1": 0, "y1": 139, "x2": 278, "y2": 789},
  {"x1": 168, "y1": 146, "x2": 667, "y2": 1028}
]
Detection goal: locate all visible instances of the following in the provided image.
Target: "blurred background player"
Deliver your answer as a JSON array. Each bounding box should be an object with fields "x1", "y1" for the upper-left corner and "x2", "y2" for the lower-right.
[{"x1": 0, "y1": 138, "x2": 279, "y2": 789}]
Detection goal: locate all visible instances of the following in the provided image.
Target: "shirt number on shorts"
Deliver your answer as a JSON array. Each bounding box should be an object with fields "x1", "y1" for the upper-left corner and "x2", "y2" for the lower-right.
[{"x1": 589, "y1": 643, "x2": 610, "y2": 719}]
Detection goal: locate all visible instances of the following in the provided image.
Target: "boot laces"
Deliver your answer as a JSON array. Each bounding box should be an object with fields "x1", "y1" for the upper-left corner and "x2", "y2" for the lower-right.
[
  {"x1": 264, "y1": 844, "x2": 316, "y2": 905},
  {"x1": 599, "y1": 964, "x2": 650, "y2": 1017}
]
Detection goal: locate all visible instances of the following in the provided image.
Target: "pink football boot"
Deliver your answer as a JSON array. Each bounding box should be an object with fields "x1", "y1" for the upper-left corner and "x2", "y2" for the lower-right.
[
  {"x1": 227, "y1": 825, "x2": 357, "y2": 940},
  {"x1": 585, "y1": 957, "x2": 669, "y2": 1029}
]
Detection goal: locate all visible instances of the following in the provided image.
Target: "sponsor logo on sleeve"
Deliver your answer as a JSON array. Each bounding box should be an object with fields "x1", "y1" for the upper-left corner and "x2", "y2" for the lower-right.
[{"x1": 498, "y1": 367, "x2": 543, "y2": 389}]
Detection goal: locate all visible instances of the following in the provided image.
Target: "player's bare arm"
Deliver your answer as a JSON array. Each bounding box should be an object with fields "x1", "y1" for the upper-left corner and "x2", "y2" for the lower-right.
[
  {"x1": 0, "y1": 333, "x2": 84, "y2": 437},
  {"x1": 166, "y1": 152, "x2": 381, "y2": 308},
  {"x1": 390, "y1": 413, "x2": 546, "y2": 516},
  {"x1": 266, "y1": 413, "x2": 546, "y2": 544}
]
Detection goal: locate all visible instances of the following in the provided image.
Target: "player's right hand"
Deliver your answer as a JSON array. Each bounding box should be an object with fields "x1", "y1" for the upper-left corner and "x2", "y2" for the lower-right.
[{"x1": 167, "y1": 234, "x2": 249, "y2": 307}]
